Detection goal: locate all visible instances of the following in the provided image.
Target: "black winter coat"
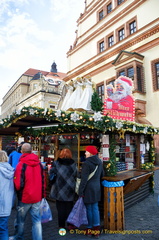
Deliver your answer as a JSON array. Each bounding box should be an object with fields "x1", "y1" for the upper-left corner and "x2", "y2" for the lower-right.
[
  {"x1": 50, "y1": 158, "x2": 77, "y2": 201},
  {"x1": 78, "y1": 155, "x2": 103, "y2": 204}
]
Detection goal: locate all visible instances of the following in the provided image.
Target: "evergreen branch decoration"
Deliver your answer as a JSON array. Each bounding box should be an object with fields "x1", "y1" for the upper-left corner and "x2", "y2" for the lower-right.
[
  {"x1": 103, "y1": 134, "x2": 117, "y2": 176},
  {"x1": 1, "y1": 106, "x2": 159, "y2": 177},
  {"x1": 90, "y1": 90, "x2": 104, "y2": 112},
  {"x1": 1, "y1": 106, "x2": 159, "y2": 137}
]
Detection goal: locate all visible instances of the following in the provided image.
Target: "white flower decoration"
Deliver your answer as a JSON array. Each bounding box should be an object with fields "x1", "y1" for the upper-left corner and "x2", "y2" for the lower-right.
[
  {"x1": 154, "y1": 128, "x2": 157, "y2": 133},
  {"x1": 44, "y1": 108, "x2": 48, "y2": 115},
  {"x1": 29, "y1": 108, "x2": 35, "y2": 115},
  {"x1": 116, "y1": 121, "x2": 123, "y2": 130},
  {"x1": 93, "y1": 112, "x2": 102, "y2": 122},
  {"x1": 133, "y1": 125, "x2": 136, "y2": 132},
  {"x1": 143, "y1": 127, "x2": 148, "y2": 134},
  {"x1": 16, "y1": 109, "x2": 21, "y2": 115},
  {"x1": 56, "y1": 110, "x2": 62, "y2": 117},
  {"x1": 70, "y1": 112, "x2": 79, "y2": 122}
]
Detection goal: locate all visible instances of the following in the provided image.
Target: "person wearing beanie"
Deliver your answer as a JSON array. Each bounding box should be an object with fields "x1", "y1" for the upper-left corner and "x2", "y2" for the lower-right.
[{"x1": 78, "y1": 145, "x2": 103, "y2": 238}]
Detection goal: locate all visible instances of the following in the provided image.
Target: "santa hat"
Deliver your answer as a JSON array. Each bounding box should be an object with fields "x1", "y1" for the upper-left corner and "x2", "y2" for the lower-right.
[
  {"x1": 85, "y1": 146, "x2": 98, "y2": 155},
  {"x1": 117, "y1": 76, "x2": 133, "y2": 87}
]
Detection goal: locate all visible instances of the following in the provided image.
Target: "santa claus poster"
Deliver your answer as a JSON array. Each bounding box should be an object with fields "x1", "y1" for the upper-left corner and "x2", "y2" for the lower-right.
[{"x1": 103, "y1": 76, "x2": 135, "y2": 121}]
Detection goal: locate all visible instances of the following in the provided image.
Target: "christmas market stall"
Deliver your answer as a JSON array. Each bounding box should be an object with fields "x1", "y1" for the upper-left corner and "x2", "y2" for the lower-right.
[{"x1": 0, "y1": 77, "x2": 159, "y2": 231}]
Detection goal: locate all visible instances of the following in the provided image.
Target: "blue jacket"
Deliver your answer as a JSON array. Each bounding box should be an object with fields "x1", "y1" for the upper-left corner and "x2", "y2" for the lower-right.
[
  {"x1": 9, "y1": 150, "x2": 22, "y2": 169},
  {"x1": 0, "y1": 162, "x2": 14, "y2": 216}
]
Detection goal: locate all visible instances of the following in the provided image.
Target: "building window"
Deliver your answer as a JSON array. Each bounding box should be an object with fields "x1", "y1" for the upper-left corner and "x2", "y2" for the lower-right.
[
  {"x1": 114, "y1": 51, "x2": 145, "y2": 93},
  {"x1": 137, "y1": 66, "x2": 143, "y2": 92},
  {"x1": 33, "y1": 83, "x2": 38, "y2": 90},
  {"x1": 119, "y1": 70, "x2": 125, "y2": 76},
  {"x1": 152, "y1": 59, "x2": 159, "y2": 91},
  {"x1": 118, "y1": 66, "x2": 144, "y2": 92},
  {"x1": 108, "y1": 35, "x2": 114, "y2": 47},
  {"x1": 155, "y1": 63, "x2": 159, "y2": 89},
  {"x1": 107, "y1": 3, "x2": 112, "y2": 14},
  {"x1": 107, "y1": 80, "x2": 115, "y2": 87},
  {"x1": 118, "y1": 28, "x2": 125, "y2": 41},
  {"x1": 118, "y1": 0, "x2": 124, "y2": 5},
  {"x1": 50, "y1": 105, "x2": 55, "y2": 109},
  {"x1": 129, "y1": 21, "x2": 136, "y2": 34},
  {"x1": 99, "y1": 41, "x2": 105, "y2": 52},
  {"x1": 97, "y1": 84, "x2": 104, "y2": 102},
  {"x1": 99, "y1": 10, "x2": 104, "y2": 20},
  {"x1": 127, "y1": 67, "x2": 134, "y2": 79}
]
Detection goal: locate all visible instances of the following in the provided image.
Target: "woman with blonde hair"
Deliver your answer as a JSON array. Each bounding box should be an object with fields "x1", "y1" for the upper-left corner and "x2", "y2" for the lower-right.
[
  {"x1": 50, "y1": 148, "x2": 77, "y2": 229},
  {"x1": 0, "y1": 151, "x2": 14, "y2": 240}
]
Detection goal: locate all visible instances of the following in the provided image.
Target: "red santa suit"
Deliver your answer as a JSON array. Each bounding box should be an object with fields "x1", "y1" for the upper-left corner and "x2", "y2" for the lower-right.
[{"x1": 104, "y1": 77, "x2": 135, "y2": 121}]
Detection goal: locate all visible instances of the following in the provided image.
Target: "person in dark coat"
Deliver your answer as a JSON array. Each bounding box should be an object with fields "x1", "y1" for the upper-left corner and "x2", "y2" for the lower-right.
[
  {"x1": 49, "y1": 148, "x2": 77, "y2": 229},
  {"x1": 78, "y1": 145, "x2": 103, "y2": 238}
]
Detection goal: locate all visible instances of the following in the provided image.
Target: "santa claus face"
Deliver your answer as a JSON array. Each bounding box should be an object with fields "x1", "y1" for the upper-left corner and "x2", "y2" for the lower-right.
[
  {"x1": 116, "y1": 82, "x2": 124, "y2": 94},
  {"x1": 109, "y1": 82, "x2": 127, "y2": 102}
]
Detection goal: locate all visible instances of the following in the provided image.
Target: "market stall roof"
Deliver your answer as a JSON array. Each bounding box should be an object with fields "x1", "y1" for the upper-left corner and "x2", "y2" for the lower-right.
[
  {"x1": 0, "y1": 115, "x2": 59, "y2": 135},
  {"x1": 0, "y1": 106, "x2": 159, "y2": 137}
]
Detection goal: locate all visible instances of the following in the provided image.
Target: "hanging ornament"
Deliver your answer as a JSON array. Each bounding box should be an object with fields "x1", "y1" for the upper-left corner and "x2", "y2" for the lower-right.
[
  {"x1": 86, "y1": 134, "x2": 90, "y2": 139},
  {"x1": 119, "y1": 130, "x2": 125, "y2": 139},
  {"x1": 67, "y1": 135, "x2": 73, "y2": 140},
  {"x1": 81, "y1": 134, "x2": 86, "y2": 139},
  {"x1": 146, "y1": 142, "x2": 150, "y2": 151},
  {"x1": 90, "y1": 134, "x2": 95, "y2": 139},
  {"x1": 51, "y1": 136, "x2": 56, "y2": 141}
]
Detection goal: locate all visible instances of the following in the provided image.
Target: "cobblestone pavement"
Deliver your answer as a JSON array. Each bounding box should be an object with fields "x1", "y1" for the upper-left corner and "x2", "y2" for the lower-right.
[{"x1": 8, "y1": 193, "x2": 159, "y2": 240}]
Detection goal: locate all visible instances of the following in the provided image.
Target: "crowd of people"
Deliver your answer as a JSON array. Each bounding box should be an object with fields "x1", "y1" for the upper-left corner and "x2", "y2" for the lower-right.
[{"x1": 0, "y1": 142, "x2": 103, "y2": 239}]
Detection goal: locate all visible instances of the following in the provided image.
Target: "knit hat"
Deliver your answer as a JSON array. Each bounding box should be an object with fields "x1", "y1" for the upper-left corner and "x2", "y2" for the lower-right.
[{"x1": 85, "y1": 146, "x2": 98, "y2": 155}]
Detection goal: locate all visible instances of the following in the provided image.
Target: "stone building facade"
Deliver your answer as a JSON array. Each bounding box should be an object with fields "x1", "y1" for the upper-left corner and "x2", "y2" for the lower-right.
[{"x1": 1, "y1": 62, "x2": 66, "y2": 119}]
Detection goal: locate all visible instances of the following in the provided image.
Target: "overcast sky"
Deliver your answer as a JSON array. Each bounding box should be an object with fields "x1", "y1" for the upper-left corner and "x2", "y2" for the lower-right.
[{"x1": 0, "y1": 0, "x2": 85, "y2": 105}]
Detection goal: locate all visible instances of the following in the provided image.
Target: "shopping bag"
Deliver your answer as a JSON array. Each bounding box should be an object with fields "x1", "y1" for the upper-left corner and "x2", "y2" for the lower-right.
[
  {"x1": 67, "y1": 197, "x2": 88, "y2": 228},
  {"x1": 40, "y1": 198, "x2": 52, "y2": 223}
]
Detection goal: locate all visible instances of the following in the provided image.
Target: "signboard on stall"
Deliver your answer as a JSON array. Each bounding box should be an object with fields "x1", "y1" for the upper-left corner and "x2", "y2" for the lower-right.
[
  {"x1": 102, "y1": 135, "x2": 110, "y2": 161},
  {"x1": 103, "y1": 76, "x2": 135, "y2": 121}
]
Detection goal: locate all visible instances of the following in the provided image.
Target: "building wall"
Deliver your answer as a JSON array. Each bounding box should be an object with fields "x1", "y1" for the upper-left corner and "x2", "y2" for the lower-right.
[
  {"x1": 66, "y1": 0, "x2": 159, "y2": 127},
  {"x1": 1, "y1": 70, "x2": 66, "y2": 119}
]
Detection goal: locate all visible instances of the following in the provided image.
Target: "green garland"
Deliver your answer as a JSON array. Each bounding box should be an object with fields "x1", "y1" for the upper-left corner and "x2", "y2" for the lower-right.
[
  {"x1": 140, "y1": 137, "x2": 155, "y2": 170},
  {"x1": 1, "y1": 106, "x2": 159, "y2": 177},
  {"x1": 103, "y1": 134, "x2": 117, "y2": 176},
  {"x1": 2, "y1": 106, "x2": 159, "y2": 136},
  {"x1": 140, "y1": 136, "x2": 155, "y2": 192}
]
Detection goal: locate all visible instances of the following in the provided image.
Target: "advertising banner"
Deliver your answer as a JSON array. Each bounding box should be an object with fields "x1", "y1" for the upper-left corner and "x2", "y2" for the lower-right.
[{"x1": 103, "y1": 76, "x2": 135, "y2": 121}]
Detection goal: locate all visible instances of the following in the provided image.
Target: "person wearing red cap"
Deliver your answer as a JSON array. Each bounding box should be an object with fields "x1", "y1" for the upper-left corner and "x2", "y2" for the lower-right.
[{"x1": 78, "y1": 145, "x2": 103, "y2": 238}]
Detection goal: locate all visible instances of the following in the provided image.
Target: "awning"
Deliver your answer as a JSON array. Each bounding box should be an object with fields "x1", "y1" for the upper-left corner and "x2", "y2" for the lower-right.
[{"x1": 0, "y1": 116, "x2": 59, "y2": 135}]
